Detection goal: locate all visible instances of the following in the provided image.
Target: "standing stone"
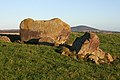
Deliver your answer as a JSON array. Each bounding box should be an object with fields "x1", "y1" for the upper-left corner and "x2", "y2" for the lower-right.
[{"x1": 20, "y1": 18, "x2": 71, "y2": 45}]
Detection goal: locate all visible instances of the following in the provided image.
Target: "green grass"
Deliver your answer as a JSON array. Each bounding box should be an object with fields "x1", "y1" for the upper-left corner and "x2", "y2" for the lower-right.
[{"x1": 0, "y1": 32, "x2": 120, "y2": 80}]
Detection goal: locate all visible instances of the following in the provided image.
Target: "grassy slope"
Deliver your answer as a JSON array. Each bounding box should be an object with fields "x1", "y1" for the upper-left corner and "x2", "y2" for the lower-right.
[{"x1": 0, "y1": 32, "x2": 120, "y2": 80}]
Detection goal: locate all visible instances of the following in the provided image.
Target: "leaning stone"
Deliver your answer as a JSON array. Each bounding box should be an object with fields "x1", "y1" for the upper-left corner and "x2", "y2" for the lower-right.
[{"x1": 71, "y1": 32, "x2": 114, "y2": 64}]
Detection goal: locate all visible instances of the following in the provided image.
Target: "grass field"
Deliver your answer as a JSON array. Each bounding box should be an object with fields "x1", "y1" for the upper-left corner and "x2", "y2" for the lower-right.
[{"x1": 0, "y1": 32, "x2": 120, "y2": 80}]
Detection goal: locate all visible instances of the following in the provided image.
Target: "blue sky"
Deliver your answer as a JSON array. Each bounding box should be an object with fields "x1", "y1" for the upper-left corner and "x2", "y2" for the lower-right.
[{"x1": 0, "y1": 0, "x2": 120, "y2": 31}]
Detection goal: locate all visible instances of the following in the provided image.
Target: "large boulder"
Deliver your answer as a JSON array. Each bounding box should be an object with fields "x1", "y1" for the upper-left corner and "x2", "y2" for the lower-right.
[
  {"x1": 0, "y1": 36, "x2": 11, "y2": 42},
  {"x1": 61, "y1": 32, "x2": 114, "y2": 64},
  {"x1": 72, "y1": 32, "x2": 100, "y2": 58},
  {"x1": 20, "y1": 18, "x2": 71, "y2": 45},
  {"x1": 72, "y1": 32, "x2": 113, "y2": 64}
]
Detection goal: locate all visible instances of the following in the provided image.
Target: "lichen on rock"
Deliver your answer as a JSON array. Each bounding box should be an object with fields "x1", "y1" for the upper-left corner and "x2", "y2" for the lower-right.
[
  {"x1": 61, "y1": 32, "x2": 114, "y2": 64},
  {"x1": 20, "y1": 18, "x2": 71, "y2": 46}
]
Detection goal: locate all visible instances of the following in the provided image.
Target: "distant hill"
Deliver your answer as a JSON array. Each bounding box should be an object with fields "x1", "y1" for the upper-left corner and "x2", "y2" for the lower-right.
[
  {"x1": 71, "y1": 25, "x2": 100, "y2": 32},
  {"x1": 71, "y1": 25, "x2": 120, "y2": 33}
]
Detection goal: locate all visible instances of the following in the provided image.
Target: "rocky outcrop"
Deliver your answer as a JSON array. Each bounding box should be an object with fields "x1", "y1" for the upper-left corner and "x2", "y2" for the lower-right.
[
  {"x1": 20, "y1": 18, "x2": 71, "y2": 45},
  {"x1": 61, "y1": 32, "x2": 114, "y2": 64},
  {"x1": 0, "y1": 36, "x2": 11, "y2": 42}
]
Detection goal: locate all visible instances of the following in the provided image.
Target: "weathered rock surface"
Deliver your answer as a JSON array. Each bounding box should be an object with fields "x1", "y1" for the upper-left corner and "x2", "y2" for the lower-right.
[
  {"x1": 0, "y1": 36, "x2": 11, "y2": 42},
  {"x1": 62, "y1": 32, "x2": 114, "y2": 64},
  {"x1": 20, "y1": 18, "x2": 71, "y2": 45}
]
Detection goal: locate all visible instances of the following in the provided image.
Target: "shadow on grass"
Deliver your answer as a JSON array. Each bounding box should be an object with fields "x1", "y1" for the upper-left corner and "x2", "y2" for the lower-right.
[
  {"x1": 25, "y1": 38, "x2": 55, "y2": 46},
  {"x1": 0, "y1": 32, "x2": 90, "y2": 55}
]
